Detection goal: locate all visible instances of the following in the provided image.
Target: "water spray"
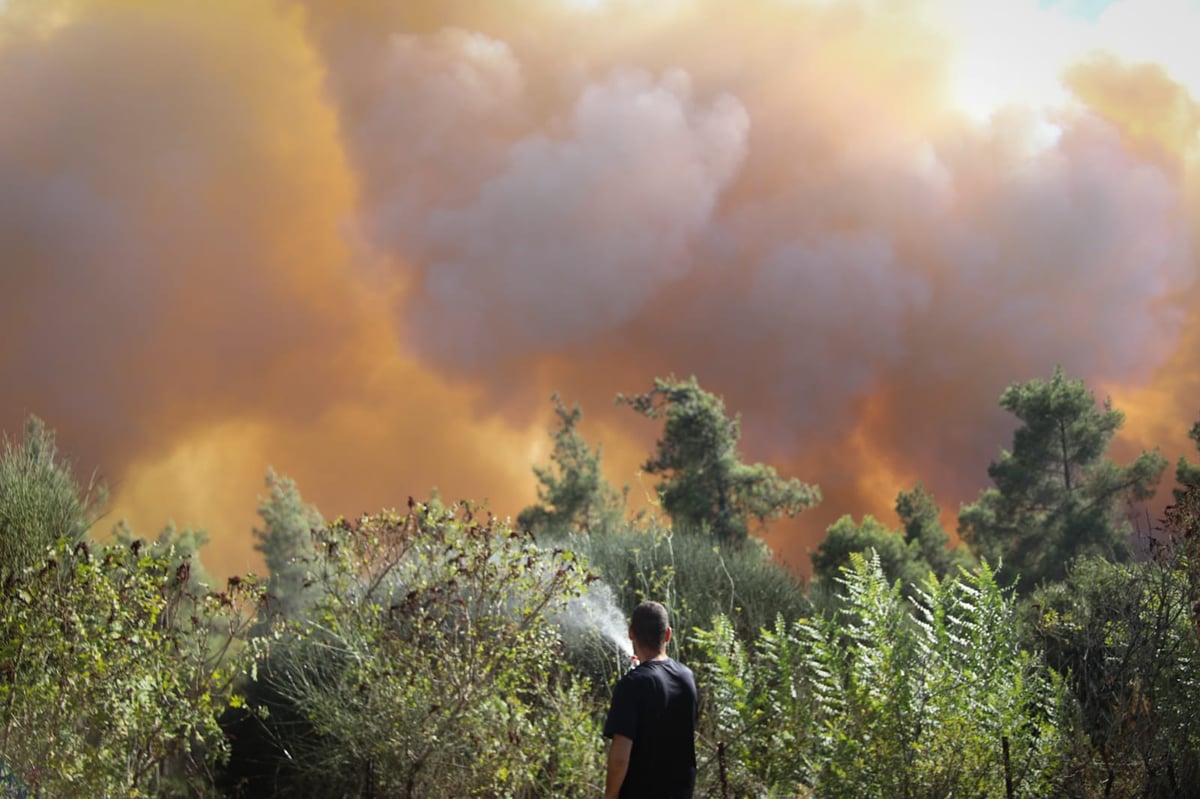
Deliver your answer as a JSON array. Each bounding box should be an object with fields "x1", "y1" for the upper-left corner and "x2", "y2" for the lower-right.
[{"x1": 550, "y1": 580, "x2": 635, "y2": 673}]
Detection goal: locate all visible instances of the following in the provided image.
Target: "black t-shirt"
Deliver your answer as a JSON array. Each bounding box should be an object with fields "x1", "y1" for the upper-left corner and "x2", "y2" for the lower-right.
[{"x1": 603, "y1": 658, "x2": 698, "y2": 799}]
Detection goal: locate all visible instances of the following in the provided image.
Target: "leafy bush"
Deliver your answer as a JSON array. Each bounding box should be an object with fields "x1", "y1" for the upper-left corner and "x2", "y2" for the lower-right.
[
  {"x1": 0, "y1": 539, "x2": 263, "y2": 797},
  {"x1": 552, "y1": 524, "x2": 810, "y2": 664},
  {"x1": 239, "y1": 503, "x2": 606, "y2": 798},
  {"x1": 1027, "y1": 553, "x2": 1200, "y2": 797},
  {"x1": 695, "y1": 553, "x2": 1068, "y2": 798}
]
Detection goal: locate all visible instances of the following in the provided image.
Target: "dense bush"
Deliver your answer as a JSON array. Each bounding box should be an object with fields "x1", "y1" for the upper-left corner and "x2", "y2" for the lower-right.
[
  {"x1": 0, "y1": 539, "x2": 263, "y2": 797},
  {"x1": 1027, "y1": 555, "x2": 1200, "y2": 797},
  {"x1": 229, "y1": 504, "x2": 606, "y2": 798},
  {"x1": 551, "y1": 525, "x2": 810, "y2": 662},
  {"x1": 695, "y1": 553, "x2": 1068, "y2": 798}
]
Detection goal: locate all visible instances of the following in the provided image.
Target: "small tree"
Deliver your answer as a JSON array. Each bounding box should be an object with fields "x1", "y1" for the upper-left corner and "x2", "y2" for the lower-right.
[
  {"x1": 0, "y1": 415, "x2": 104, "y2": 579},
  {"x1": 1174, "y1": 419, "x2": 1200, "y2": 501},
  {"x1": 518, "y1": 394, "x2": 626, "y2": 535},
  {"x1": 812, "y1": 487, "x2": 975, "y2": 605},
  {"x1": 619, "y1": 376, "x2": 819, "y2": 544},
  {"x1": 811, "y1": 514, "x2": 921, "y2": 598},
  {"x1": 959, "y1": 367, "x2": 1166, "y2": 591},
  {"x1": 896, "y1": 484, "x2": 975, "y2": 577},
  {"x1": 252, "y1": 468, "x2": 322, "y2": 618}
]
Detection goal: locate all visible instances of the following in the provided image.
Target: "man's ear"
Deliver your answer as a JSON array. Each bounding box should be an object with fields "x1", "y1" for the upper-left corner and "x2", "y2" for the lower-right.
[{"x1": 664, "y1": 627, "x2": 673, "y2": 644}]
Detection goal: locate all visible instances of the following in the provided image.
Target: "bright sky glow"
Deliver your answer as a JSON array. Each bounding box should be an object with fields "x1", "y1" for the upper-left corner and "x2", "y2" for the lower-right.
[{"x1": 947, "y1": 0, "x2": 1200, "y2": 120}]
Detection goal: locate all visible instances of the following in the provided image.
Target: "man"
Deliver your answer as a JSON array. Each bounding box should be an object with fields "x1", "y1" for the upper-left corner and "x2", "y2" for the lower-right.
[{"x1": 603, "y1": 601, "x2": 698, "y2": 799}]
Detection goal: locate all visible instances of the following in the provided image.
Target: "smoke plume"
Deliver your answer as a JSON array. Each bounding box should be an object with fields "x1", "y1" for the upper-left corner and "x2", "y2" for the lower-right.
[{"x1": 1, "y1": 0, "x2": 1197, "y2": 577}]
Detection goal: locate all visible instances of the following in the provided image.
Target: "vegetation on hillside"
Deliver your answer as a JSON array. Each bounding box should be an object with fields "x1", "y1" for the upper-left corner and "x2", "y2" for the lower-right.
[{"x1": 2, "y1": 371, "x2": 1197, "y2": 797}]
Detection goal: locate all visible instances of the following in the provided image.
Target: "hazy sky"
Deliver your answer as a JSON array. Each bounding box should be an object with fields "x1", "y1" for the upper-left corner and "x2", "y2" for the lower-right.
[{"x1": 1, "y1": 0, "x2": 1196, "y2": 578}]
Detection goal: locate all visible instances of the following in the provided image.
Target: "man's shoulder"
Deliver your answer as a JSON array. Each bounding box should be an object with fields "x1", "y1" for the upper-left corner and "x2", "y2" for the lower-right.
[
  {"x1": 668, "y1": 658, "x2": 695, "y2": 677},
  {"x1": 667, "y1": 659, "x2": 698, "y2": 690},
  {"x1": 627, "y1": 658, "x2": 696, "y2": 684},
  {"x1": 657, "y1": 657, "x2": 695, "y2": 676}
]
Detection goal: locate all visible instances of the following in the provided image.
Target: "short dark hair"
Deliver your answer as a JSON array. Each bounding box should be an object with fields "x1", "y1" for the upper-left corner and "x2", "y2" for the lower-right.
[{"x1": 630, "y1": 601, "x2": 670, "y2": 649}]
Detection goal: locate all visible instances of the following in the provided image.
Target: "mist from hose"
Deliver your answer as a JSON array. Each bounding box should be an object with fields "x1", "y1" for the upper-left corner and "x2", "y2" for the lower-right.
[{"x1": 551, "y1": 580, "x2": 633, "y2": 662}]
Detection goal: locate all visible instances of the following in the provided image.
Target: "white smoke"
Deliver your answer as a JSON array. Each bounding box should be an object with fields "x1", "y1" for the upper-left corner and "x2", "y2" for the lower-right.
[{"x1": 410, "y1": 66, "x2": 750, "y2": 363}]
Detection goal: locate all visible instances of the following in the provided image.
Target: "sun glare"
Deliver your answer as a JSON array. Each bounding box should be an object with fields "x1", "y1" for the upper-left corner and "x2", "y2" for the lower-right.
[{"x1": 946, "y1": 0, "x2": 1199, "y2": 123}]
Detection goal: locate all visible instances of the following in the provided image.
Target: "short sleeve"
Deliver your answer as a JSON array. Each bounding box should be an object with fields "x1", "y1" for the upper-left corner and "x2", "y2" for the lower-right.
[{"x1": 603, "y1": 676, "x2": 639, "y2": 740}]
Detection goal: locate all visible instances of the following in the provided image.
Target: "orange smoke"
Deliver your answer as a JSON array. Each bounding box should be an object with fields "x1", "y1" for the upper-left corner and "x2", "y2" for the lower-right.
[{"x1": 1, "y1": 0, "x2": 1197, "y2": 578}]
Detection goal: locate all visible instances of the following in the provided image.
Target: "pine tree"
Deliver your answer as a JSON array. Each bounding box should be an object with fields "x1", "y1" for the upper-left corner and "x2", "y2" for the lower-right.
[
  {"x1": 895, "y1": 484, "x2": 974, "y2": 577},
  {"x1": 253, "y1": 469, "x2": 322, "y2": 617},
  {"x1": 619, "y1": 376, "x2": 819, "y2": 544},
  {"x1": 517, "y1": 394, "x2": 625, "y2": 535},
  {"x1": 959, "y1": 367, "x2": 1166, "y2": 591},
  {"x1": 1173, "y1": 419, "x2": 1200, "y2": 502}
]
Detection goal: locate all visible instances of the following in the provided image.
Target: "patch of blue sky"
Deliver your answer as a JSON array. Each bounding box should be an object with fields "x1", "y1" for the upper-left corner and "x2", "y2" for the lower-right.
[{"x1": 1037, "y1": 0, "x2": 1119, "y2": 21}]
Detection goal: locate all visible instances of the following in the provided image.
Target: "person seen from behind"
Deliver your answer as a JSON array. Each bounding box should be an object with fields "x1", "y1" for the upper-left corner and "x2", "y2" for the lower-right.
[{"x1": 603, "y1": 601, "x2": 698, "y2": 799}]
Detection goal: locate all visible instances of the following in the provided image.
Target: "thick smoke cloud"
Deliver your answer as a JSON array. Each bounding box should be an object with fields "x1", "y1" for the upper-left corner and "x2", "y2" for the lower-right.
[
  {"x1": 0, "y1": 0, "x2": 546, "y2": 577},
  {"x1": 0, "y1": 0, "x2": 361, "y2": 464},
  {"x1": 1, "y1": 0, "x2": 1197, "y2": 575},
  {"x1": 416, "y1": 68, "x2": 749, "y2": 362}
]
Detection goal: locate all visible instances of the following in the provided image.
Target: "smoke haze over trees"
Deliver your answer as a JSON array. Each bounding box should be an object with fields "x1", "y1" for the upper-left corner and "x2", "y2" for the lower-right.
[{"x1": 1, "y1": 0, "x2": 1198, "y2": 578}]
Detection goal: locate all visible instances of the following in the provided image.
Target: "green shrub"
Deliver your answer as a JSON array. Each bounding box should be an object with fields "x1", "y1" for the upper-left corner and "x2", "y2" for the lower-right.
[
  {"x1": 550, "y1": 524, "x2": 810, "y2": 664},
  {"x1": 0, "y1": 415, "x2": 104, "y2": 580},
  {"x1": 1027, "y1": 554, "x2": 1200, "y2": 797},
  {"x1": 695, "y1": 553, "x2": 1068, "y2": 798},
  {"x1": 243, "y1": 503, "x2": 606, "y2": 798},
  {"x1": 0, "y1": 539, "x2": 264, "y2": 797}
]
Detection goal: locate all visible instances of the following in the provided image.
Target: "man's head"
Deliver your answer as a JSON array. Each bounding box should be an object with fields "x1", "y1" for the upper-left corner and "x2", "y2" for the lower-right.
[{"x1": 629, "y1": 601, "x2": 671, "y2": 654}]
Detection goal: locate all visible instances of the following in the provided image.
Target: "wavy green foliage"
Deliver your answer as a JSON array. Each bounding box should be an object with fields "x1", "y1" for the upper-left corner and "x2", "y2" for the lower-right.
[
  {"x1": 0, "y1": 540, "x2": 264, "y2": 797},
  {"x1": 693, "y1": 612, "x2": 819, "y2": 796},
  {"x1": 248, "y1": 504, "x2": 604, "y2": 798},
  {"x1": 697, "y1": 553, "x2": 1067, "y2": 798}
]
